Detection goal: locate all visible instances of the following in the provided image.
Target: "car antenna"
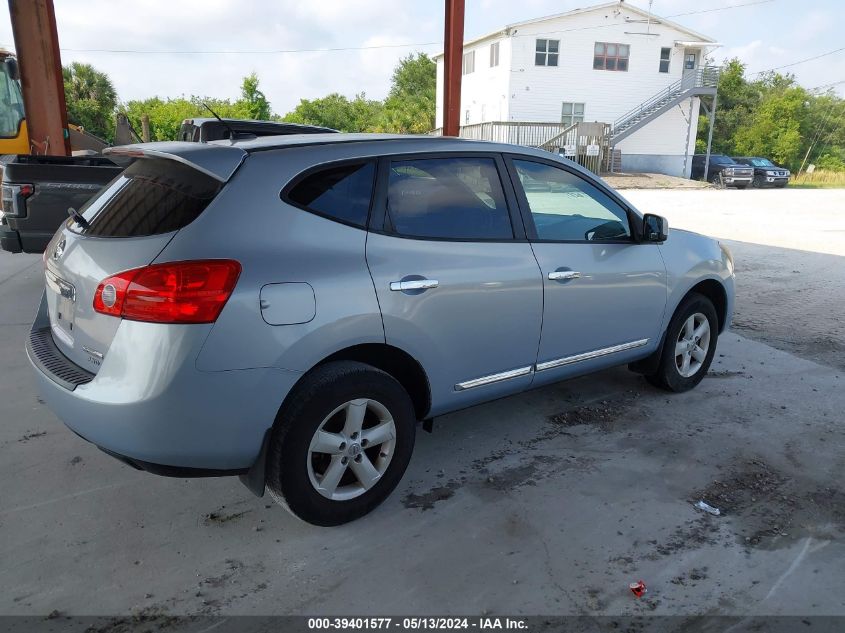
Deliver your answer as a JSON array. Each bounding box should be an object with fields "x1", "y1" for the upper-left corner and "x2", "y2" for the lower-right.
[{"x1": 202, "y1": 102, "x2": 239, "y2": 141}]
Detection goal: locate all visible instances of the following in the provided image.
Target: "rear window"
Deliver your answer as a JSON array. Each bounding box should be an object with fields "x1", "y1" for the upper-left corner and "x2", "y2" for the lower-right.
[
  {"x1": 74, "y1": 159, "x2": 221, "y2": 237},
  {"x1": 284, "y1": 162, "x2": 375, "y2": 228}
]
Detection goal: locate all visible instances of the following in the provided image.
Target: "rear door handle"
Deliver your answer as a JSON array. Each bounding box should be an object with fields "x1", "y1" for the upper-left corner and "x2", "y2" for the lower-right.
[
  {"x1": 548, "y1": 271, "x2": 581, "y2": 281},
  {"x1": 390, "y1": 279, "x2": 439, "y2": 291}
]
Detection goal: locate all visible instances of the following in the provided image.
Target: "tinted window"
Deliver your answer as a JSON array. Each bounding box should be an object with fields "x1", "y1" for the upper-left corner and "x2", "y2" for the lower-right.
[
  {"x1": 287, "y1": 162, "x2": 375, "y2": 227},
  {"x1": 386, "y1": 157, "x2": 513, "y2": 240},
  {"x1": 76, "y1": 159, "x2": 221, "y2": 237},
  {"x1": 513, "y1": 160, "x2": 631, "y2": 242}
]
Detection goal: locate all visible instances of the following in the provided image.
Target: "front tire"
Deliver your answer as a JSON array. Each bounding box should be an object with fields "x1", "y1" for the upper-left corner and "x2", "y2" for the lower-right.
[
  {"x1": 646, "y1": 293, "x2": 718, "y2": 392},
  {"x1": 266, "y1": 361, "x2": 416, "y2": 526},
  {"x1": 753, "y1": 175, "x2": 764, "y2": 188}
]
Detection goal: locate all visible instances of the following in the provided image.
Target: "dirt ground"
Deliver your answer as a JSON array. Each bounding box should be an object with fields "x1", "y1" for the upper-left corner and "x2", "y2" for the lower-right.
[
  {"x1": 0, "y1": 188, "x2": 843, "y2": 625},
  {"x1": 603, "y1": 172, "x2": 710, "y2": 190}
]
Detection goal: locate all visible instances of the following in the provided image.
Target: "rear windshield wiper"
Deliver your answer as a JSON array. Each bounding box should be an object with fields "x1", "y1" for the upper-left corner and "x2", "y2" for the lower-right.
[{"x1": 67, "y1": 206, "x2": 90, "y2": 230}]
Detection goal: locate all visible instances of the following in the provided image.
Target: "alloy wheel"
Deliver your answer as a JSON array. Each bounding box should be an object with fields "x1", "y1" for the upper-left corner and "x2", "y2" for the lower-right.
[
  {"x1": 306, "y1": 398, "x2": 397, "y2": 501},
  {"x1": 674, "y1": 312, "x2": 711, "y2": 378}
]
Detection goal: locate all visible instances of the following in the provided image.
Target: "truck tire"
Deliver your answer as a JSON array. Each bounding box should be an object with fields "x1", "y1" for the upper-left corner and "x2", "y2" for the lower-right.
[{"x1": 266, "y1": 361, "x2": 416, "y2": 526}]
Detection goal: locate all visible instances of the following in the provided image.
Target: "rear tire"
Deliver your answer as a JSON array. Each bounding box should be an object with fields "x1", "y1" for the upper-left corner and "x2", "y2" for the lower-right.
[
  {"x1": 266, "y1": 361, "x2": 416, "y2": 526},
  {"x1": 646, "y1": 293, "x2": 718, "y2": 392}
]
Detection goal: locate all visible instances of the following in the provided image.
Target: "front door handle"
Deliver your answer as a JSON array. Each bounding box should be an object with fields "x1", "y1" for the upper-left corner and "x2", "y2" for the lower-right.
[
  {"x1": 548, "y1": 271, "x2": 581, "y2": 281},
  {"x1": 390, "y1": 279, "x2": 439, "y2": 291}
]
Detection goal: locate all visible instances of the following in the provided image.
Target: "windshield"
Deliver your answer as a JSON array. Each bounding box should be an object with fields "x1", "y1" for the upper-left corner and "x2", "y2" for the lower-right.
[
  {"x1": 0, "y1": 62, "x2": 24, "y2": 138},
  {"x1": 749, "y1": 158, "x2": 775, "y2": 167},
  {"x1": 712, "y1": 156, "x2": 736, "y2": 165}
]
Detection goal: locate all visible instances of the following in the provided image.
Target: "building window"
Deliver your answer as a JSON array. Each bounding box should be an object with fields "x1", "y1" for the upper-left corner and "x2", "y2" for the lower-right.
[
  {"x1": 561, "y1": 102, "x2": 585, "y2": 127},
  {"x1": 462, "y1": 50, "x2": 475, "y2": 75},
  {"x1": 685, "y1": 52, "x2": 696, "y2": 69},
  {"x1": 535, "y1": 39, "x2": 559, "y2": 66},
  {"x1": 659, "y1": 47, "x2": 671, "y2": 73},
  {"x1": 465, "y1": 110, "x2": 470, "y2": 124},
  {"x1": 593, "y1": 42, "x2": 629, "y2": 71},
  {"x1": 490, "y1": 42, "x2": 500, "y2": 68}
]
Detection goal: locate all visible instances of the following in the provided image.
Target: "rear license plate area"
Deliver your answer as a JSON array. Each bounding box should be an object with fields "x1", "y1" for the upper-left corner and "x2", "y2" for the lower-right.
[{"x1": 46, "y1": 269, "x2": 76, "y2": 334}]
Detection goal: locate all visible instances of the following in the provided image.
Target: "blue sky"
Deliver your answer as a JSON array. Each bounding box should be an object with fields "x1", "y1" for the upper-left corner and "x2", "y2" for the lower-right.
[{"x1": 0, "y1": 0, "x2": 842, "y2": 115}]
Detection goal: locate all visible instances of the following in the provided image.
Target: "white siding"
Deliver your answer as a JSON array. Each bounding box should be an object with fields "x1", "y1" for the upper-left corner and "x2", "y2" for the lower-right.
[
  {"x1": 435, "y1": 36, "x2": 511, "y2": 128},
  {"x1": 434, "y1": 3, "x2": 713, "y2": 170},
  {"x1": 505, "y1": 5, "x2": 699, "y2": 126},
  {"x1": 618, "y1": 97, "x2": 701, "y2": 176}
]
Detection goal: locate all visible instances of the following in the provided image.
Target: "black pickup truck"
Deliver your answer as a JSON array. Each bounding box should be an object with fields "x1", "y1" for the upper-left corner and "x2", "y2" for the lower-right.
[
  {"x1": 690, "y1": 154, "x2": 754, "y2": 188},
  {"x1": 0, "y1": 155, "x2": 123, "y2": 253}
]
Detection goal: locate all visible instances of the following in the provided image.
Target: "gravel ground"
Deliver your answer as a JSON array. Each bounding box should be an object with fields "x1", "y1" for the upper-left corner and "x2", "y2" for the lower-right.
[
  {"x1": 0, "y1": 187, "x2": 843, "y2": 624},
  {"x1": 622, "y1": 188, "x2": 845, "y2": 371}
]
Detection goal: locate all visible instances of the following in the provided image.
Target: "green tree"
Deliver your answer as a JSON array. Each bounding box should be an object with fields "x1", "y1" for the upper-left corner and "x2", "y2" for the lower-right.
[
  {"x1": 238, "y1": 73, "x2": 271, "y2": 120},
  {"x1": 695, "y1": 59, "x2": 757, "y2": 155},
  {"x1": 283, "y1": 92, "x2": 383, "y2": 131},
  {"x1": 63, "y1": 62, "x2": 118, "y2": 142},
  {"x1": 733, "y1": 82, "x2": 808, "y2": 166},
  {"x1": 377, "y1": 53, "x2": 436, "y2": 133},
  {"x1": 695, "y1": 59, "x2": 845, "y2": 171},
  {"x1": 121, "y1": 74, "x2": 272, "y2": 141}
]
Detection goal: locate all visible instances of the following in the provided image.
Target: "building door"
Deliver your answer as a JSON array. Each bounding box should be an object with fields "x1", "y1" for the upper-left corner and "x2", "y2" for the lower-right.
[{"x1": 682, "y1": 48, "x2": 699, "y2": 88}]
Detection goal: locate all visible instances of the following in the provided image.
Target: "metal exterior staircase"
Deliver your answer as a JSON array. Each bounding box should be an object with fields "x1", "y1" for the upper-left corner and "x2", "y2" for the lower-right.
[{"x1": 610, "y1": 66, "x2": 719, "y2": 144}]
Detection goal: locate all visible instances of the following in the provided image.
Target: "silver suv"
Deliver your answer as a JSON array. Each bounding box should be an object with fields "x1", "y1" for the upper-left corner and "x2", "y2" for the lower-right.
[{"x1": 28, "y1": 134, "x2": 734, "y2": 525}]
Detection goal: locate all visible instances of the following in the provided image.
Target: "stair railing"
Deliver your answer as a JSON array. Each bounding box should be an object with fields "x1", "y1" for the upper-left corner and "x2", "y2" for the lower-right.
[{"x1": 612, "y1": 66, "x2": 720, "y2": 132}]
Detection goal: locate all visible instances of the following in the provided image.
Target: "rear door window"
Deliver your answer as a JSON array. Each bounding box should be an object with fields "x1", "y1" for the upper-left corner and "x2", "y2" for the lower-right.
[
  {"x1": 284, "y1": 161, "x2": 375, "y2": 228},
  {"x1": 385, "y1": 157, "x2": 513, "y2": 240},
  {"x1": 74, "y1": 158, "x2": 222, "y2": 237}
]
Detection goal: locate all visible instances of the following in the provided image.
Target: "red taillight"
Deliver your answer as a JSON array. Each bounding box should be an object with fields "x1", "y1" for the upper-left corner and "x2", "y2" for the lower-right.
[{"x1": 93, "y1": 260, "x2": 241, "y2": 324}]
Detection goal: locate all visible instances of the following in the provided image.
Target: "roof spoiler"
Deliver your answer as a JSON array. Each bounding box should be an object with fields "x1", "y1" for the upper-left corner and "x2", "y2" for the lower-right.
[{"x1": 104, "y1": 141, "x2": 248, "y2": 182}]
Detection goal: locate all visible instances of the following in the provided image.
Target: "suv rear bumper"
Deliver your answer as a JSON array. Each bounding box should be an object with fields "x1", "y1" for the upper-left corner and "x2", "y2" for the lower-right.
[{"x1": 27, "y1": 292, "x2": 302, "y2": 471}]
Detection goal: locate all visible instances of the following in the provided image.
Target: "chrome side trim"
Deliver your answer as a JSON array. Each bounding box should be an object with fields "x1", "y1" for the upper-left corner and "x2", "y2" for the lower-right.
[
  {"x1": 536, "y1": 338, "x2": 649, "y2": 372},
  {"x1": 455, "y1": 365, "x2": 533, "y2": 391}
]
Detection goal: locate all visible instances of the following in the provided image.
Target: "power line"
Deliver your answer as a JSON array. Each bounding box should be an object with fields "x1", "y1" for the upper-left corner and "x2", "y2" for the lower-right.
[
  {"x1": 810, "y1": 79, "x2": 845, "y2": 92},
  {"x1": 60, "y1": 41, "x2": 440, "y2": 55},
  {"x1": 666, "y1": 0, "x2": 776, "y2": 18},
  {"x1": 750, "y1": 47, "x2": 845, "y2": 75},
  {"x1": 58, "y1": 0, "x2": 776, "y2": 55}
]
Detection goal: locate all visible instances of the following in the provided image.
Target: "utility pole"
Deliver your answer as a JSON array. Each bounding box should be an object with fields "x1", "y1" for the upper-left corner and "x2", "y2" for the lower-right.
[
  {"x1": 8, "y1": 0, "x2": 71, "y2": 156},
  {"x1": 141, "y1": 115, "x2": 151, "y2": 143},
  {"x1": 442, "y1": 0, "x2": 465, "y2": 137}
]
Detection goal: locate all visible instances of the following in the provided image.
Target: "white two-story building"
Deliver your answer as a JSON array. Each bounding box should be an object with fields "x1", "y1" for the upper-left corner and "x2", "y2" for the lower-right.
[{"x1": 434, "y1": 1, "x2": 719, "y2": 177}]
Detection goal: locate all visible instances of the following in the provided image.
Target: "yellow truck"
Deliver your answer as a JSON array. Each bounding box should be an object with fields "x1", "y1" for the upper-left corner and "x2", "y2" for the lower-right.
[{"x1": 0, "y1": 50, "x2": 29, "y2": 155}]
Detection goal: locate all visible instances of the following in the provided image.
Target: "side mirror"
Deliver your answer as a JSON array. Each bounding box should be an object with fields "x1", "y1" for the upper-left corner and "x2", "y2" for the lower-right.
[
  {"x1": 642, "y1": 214, "x2": 668, "y2": 242},
  {"x1": 5, "y1": 58, "x2": 19, "y2": 81}
]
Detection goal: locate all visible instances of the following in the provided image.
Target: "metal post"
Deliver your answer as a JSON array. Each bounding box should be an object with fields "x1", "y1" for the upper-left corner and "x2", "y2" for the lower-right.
[
  {"x1": 8, "y1": 0, "x2": 71, "y2": 156},
  {"x1": 141, "y1": 115, "x2": 151, "y2": 143},
  {"x1": 682, "y1": 97, "x2": 693, "y2": 178},
  {"x1": 442, "y1": 0, "x2": 465, "y2": 137},
  {"x1": 702, "y1": 91, "x2": 718, "y2": 182}
]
